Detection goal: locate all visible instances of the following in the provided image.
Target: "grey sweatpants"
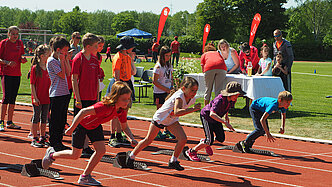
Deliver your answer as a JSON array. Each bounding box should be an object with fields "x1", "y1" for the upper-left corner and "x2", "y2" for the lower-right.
[{"x1": 203, "y1": 69, "x2": 227, "y2": 101}]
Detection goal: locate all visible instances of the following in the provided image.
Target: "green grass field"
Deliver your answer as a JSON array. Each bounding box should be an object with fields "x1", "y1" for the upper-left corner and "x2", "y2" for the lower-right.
[{"x1": 12, "y1": 58, "x2": 332, "y2": 140}]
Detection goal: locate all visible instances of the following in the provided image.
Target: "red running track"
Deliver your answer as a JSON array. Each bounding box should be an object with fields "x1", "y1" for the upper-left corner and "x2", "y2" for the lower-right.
[{"x1": 0, "y1": 104, "x2": 331, "y2": 187}]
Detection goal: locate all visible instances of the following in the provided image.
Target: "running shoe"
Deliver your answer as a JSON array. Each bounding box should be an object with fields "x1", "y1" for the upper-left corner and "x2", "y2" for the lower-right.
[
  {"x1": 155, "y1": 131, "x2": 166, "y2": 140},
  {"x1": 162, "y1": 130, "x2": 176, "y2": 139},
  {"x1": 31, "y1": 139, "x2": 43, "y2": 148},
  {"x1": 205, "y1": 145, "x2": 213, "y2": 156},
  {"x1": 185, "y1": 149, "x2": 201, "y2": 162},
  {"x1": 81, "y1": 147, "x2": 95, "y2": 158},
  {"x1": 0, "y1": 121, "x2": 5, "y2": 132},
  {"x1": 77, "y1": 174, "x2": 101, "y2": 186},
  {"x1": 6, "y1": 122, "x2": 21, "y2": 129},
  {"x1": 108, "y1": 138, "x2": 120, "y2": 148},
  {"x1": 42, "y1": 147, "x2": 55, "y2": 169},
  {"x1": 239, "y1": 140, "x2": 251, "y2": 153},
  {"x1": 168, "y1": 161, "x2": 184, "y2": 171}
]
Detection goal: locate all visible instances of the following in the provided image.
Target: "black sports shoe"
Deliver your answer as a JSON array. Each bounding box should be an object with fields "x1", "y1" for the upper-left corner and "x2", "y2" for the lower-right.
[
  {"x1": 240, "y1": 141, "x2": 251, "y2": 153},
  {"x1": 168, "y1": 161, "x2": 184, "y2": 171},
  {"x1": 81, "y1": 147, "x2": 95, "y2": 158},
  {"x1": 126, "y1": 151, "x2": 135, "y2": 169}
]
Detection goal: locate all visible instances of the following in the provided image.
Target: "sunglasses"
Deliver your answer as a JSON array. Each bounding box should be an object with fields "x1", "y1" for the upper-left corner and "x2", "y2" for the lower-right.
[
  {"x1": 75, "y1": 37, "x2": 81, "y2": 39},
  {"x1": 274, "y1": 33, "x2": 281, "y2": 38}
]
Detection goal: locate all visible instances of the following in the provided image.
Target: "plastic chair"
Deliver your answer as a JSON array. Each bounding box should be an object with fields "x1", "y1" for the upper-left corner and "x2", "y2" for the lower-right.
[
  {"x1": 133, "y1": 70, "x2": 153, "y2": 103},
  {"x1": 134, "y1": 67, "x2": 144, "y2": 83}
]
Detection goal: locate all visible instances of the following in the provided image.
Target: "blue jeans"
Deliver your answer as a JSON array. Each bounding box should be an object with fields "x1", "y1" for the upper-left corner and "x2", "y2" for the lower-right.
[{"x1": 245, "y1": 106, "x2": 269, "y2": 147}]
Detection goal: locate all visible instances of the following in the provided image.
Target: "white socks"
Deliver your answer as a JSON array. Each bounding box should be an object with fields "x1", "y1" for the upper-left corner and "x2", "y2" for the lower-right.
[
  {"x1": 129, "y1": 152, "x2": 136, "y2": 159},
  {"x1": 170, "y1": 155, "x2": 177, "y2": 163}
]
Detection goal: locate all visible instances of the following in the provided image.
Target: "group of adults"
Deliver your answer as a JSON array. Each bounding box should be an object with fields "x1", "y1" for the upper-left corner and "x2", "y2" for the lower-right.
[{"x1": 201, "y1": 29, "x2": 294, "y2": 106}]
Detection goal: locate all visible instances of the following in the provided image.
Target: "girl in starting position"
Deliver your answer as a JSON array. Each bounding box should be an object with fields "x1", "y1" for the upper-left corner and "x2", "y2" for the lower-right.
[
  {"x1": 42, "y1": 81, "x2": 138, "y2": 186},
  {"x1": 126, "y1": 77, "x2": 201, "y2": 170}
]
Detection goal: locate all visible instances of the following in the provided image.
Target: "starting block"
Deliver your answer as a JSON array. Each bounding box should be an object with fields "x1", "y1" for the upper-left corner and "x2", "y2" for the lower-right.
[
  {"x1": 0, "y1": 159, "x2": 63, "y2": 180},
  {"x1": 216, "y1": 144, "x2": 280, "y2": 157},
  {"x1": 99, "y1": 152, "x2": 151, "y2": 171},
  {"x1": 151, "y1": 146, "x2": 214, "y2": 162}
]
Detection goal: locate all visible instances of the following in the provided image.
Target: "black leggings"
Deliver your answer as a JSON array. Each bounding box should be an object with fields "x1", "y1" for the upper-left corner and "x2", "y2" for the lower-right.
[
  {"x1": 1, "y1": 76, "x2": 20, "y2": 104},
  {"x1": 200, "y1": 114, "x2": 225, "y2": 146}
]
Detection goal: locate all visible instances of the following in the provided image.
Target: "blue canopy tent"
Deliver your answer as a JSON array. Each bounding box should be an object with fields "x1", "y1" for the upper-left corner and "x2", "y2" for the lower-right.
[{"x1": 116, "y1": 28, "x2": 152, "y2": 39}]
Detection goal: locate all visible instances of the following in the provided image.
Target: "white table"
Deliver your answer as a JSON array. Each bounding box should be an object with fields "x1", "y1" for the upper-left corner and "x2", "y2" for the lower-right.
[{"x1": 184, "y1": 73, "x2": 285, "y2": 100}]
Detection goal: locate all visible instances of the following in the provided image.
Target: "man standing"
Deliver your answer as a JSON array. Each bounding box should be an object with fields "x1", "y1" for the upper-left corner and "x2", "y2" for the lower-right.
[
  {"x1": 273, "y1": 29, "x2": 294, "y2": 92},
  {"x1": 152, "y1": 38, "x2": 159, "y2": 63},
  {"x1": 170, "y1": 36, "x2": 180, "y2": 67}
]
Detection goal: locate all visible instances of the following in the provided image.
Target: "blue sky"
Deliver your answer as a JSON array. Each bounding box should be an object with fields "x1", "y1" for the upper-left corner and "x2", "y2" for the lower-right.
[{"x1": 1, "y1": 0, "x2": 297, "y2": 14}]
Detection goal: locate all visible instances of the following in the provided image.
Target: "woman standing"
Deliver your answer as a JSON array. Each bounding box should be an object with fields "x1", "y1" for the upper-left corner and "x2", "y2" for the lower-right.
[
  {"x1": 70, "y1": 32, "x2": 81, "y2": 59},
  {"x1": 217, "y1": 39, "x2": 240, "y2": 74},
  {"x1": 201, "y1": 44, "x2": 227, "y2": 106},
  {"x1": 0, "y1": 26, "x2": 27, "y2": 131}
]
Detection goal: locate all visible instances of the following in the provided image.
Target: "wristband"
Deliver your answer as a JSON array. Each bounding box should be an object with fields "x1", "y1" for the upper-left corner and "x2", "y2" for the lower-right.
[{"x1": 76, "y1": 101, "x2": 81, "y2": 104}]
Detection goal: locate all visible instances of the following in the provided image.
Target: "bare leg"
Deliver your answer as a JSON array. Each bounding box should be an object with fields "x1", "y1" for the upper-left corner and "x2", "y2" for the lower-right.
[
  {"x1": 31, "y1": 122, "x2": 39, "y2": 138},
  {"x1": 40, "y1": 123, "x2": 46, "y2": 137},
  {"x1": 83, "y1": 141, "x2": 105, "y2": 175},
  {"x1": 1, "y1": 104, "x2": 7, "y2": 121},
  {"x1": 192, "y1": 141, "x2": 208, "y2": 152},
  {"x1": 131, "y1": 123, "x2": 160, "y2": 156},
  {"x1": 167, "y1": 122, "x2": 187, "y2": 158},
  {"x1": 7, "y1": 104, "x2": 15, "y2": 121},
  {"x1": 53, "y1": 147, "x2": 82, "y2": 160}
]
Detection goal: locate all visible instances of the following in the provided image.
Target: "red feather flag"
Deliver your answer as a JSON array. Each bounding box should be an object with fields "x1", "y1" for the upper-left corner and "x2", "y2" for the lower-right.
[
  {"x1": 249, "y1": 13, "x2": 261, "y2": 46},
  {"x1": 157, "y1": 7, "x2": 170, "y2": 44},
  {"x1": 202, "y1": 24, "x2": 211, "y2": 53}
]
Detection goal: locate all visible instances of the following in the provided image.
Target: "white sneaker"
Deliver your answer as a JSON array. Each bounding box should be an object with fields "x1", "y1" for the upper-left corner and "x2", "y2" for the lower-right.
[
  {"x1": 42, "y1": 147, "x2": 55, "y2": 169},
  {"x1": 78, "y1": 174, "x2": 101, "y2": 186}
]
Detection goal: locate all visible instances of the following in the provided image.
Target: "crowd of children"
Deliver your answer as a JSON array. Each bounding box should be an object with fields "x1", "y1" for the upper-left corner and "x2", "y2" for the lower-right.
[{"x1": 0, "y1": 26, "x2": 293, "y2": 186}]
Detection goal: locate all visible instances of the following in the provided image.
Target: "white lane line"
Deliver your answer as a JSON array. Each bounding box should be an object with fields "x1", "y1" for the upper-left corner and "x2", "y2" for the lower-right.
[
  {"x1": 0, "y1": 152, "x2": 165, "y2": 187},
  {"x1": 0, "y1": 182, "x2": 15, "y2": 187},
  {"x1": 131, "y1": 127, "x2": 332, "y2": 157},
  {"x1": 293, "y1": 72, "x2": 332, "y2": 77}
]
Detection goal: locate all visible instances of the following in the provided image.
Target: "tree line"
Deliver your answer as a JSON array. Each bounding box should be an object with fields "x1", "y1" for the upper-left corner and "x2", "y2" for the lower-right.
[{"x1": 0, "y1": 0, "x2": 331, "y2": 60}]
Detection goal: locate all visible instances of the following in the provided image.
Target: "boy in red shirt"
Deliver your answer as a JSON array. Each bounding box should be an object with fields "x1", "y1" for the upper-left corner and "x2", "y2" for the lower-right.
[
  {"x1": 72, "y1": 33, "x2": 100, "y2": 157},
  {"x1": 0, "y1": 26, "x2": 27, "y2": 131},
  {"x1": 170, "y1": 36, "x2": 180, "y2": 67}
]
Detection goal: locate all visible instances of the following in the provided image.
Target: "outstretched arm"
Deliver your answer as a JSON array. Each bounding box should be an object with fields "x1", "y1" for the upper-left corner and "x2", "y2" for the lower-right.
[
  {"x1": 65, "y1": 106, "x2": 96, "y2": 135},
  {"x1": 173, "y1": 98, "x2": 201, "y2": 117}
]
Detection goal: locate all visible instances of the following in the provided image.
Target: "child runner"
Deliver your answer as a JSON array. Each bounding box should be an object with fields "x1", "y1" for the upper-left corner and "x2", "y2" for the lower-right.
[
  {"x1": 72, "y1": 33, "x2": 100, "y2": 157},
  {"x1": 0, "y1": 26, "x2": 28, "y2": 131},
  {"x1": 30, "y1": 44, "x2": 52, "y2": 148},
  {"x1": 272, "y1": 52, "x2": 288, "y2": 91},
  {"x1": 126, "y1": 77, "x2": 201, "y2": 170},
  {"x1": 47, "y1": 36, "x2": 71, "y2": 151},
  {"x1": 239, "y1": 91, "x2": 293, "y2": 153},
  {"x1": 42, "y1": 81, "x2": 138, "y2": 186},
  {"x1": 105, "y1": 43, "x2": 112, "y2": 62},
  {"x1": 185, "y1": 82, "x2": 246, "y2": 161},
  {"x1": 256, "y1": 45, "x2": 272, "y2": 76},
  {"x1": 152, "y1": 46, "x2": 176, "y2": 139}
]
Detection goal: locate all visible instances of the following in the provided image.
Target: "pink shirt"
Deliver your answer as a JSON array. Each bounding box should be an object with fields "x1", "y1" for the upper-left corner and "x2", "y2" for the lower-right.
[{"x1": 80, "y1": 102, "x2": 127, "y2": 130}]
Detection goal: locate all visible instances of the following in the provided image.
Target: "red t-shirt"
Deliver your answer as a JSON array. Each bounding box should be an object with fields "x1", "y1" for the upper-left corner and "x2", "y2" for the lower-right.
[
  {"x1": 152, "y1": 42, "x2": 159, "y2": 52},
  {"x1": 72, "y1": 52, "x2": 100, "y2": 101},
  {"x1": 239, "y1": 46, "x2": 260, "y2": 72},
  {"x1": 67, "y1": 59, "x2": 73, "y2": 91},
  {"x1": 80, "y1": 102, "x2": 127, "y2": 130},
  {"x1": 30, "y1": 65, "x2": 51, "y2": 105},
  {"x1": 106, "y1": 47, "x2": 111, "y2": 54},
  {"x1": 200, "y1": 51, "x2": 227, "y2": 72},
  {"x1": 0, "y1": 39, "x2": 25, "y2": 76},
  {"x1": 171, "y1": 40, "x2": 180, "y2": 54}
]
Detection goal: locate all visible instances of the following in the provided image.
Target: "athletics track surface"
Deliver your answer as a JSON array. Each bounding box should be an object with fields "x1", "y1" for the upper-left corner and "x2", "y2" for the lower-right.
[{"x1": 0, "y1": 104, "x2": 331, "y2": 187}]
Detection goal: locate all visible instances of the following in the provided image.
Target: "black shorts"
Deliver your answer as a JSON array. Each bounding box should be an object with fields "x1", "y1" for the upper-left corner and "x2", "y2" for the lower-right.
[
  {"x1": 152, "y1": 120, "x2": 166, "y2": 129},
  {"x1": 1, "y1": 75, "x2": 20, "y2": 104},
  {"x1": 153, "y1": 93, "x2": 168, "y2": 105},
  {"x1": 72, "y1": 124, "x2": 105, "y2": 149}
]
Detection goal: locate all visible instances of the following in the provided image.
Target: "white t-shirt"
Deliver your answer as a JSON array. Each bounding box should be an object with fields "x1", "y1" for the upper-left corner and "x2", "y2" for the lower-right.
[
  {"x1": 153, "y1": 89, "x2": 196, "y2": 126},
  {"x1": 259, "y1": 57, "x2": 272, "y2": 76},
  {"x1": 153, "y1": 62, "x2": 173, "y2": 94}
]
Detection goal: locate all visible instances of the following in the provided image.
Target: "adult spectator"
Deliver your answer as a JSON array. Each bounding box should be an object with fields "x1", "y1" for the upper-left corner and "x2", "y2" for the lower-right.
[
  {"x1": 0, "y1": 26, "x2": 28, "y2": 131},
  {"x1": 273, "y1": 29, "x2": 294, "y2": 92},
  {"x1": 70, "y1": 31, "x2": 81, "y2": 59},
  {"x1": 151, "y1": 38, "x2": 159, "y2": 63},
  {"x1": 170, "y1": 36, "x2": 180, "y2": 67},
  {"x1": 217, "y1": 39, "x2": 241, "y2": 74},
  {"x1": 201, "y1": 44, "x2": 227, "y2": 106},
  {"x1": 239, "y1": 42, "x2": 259, "y2": 74}
]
